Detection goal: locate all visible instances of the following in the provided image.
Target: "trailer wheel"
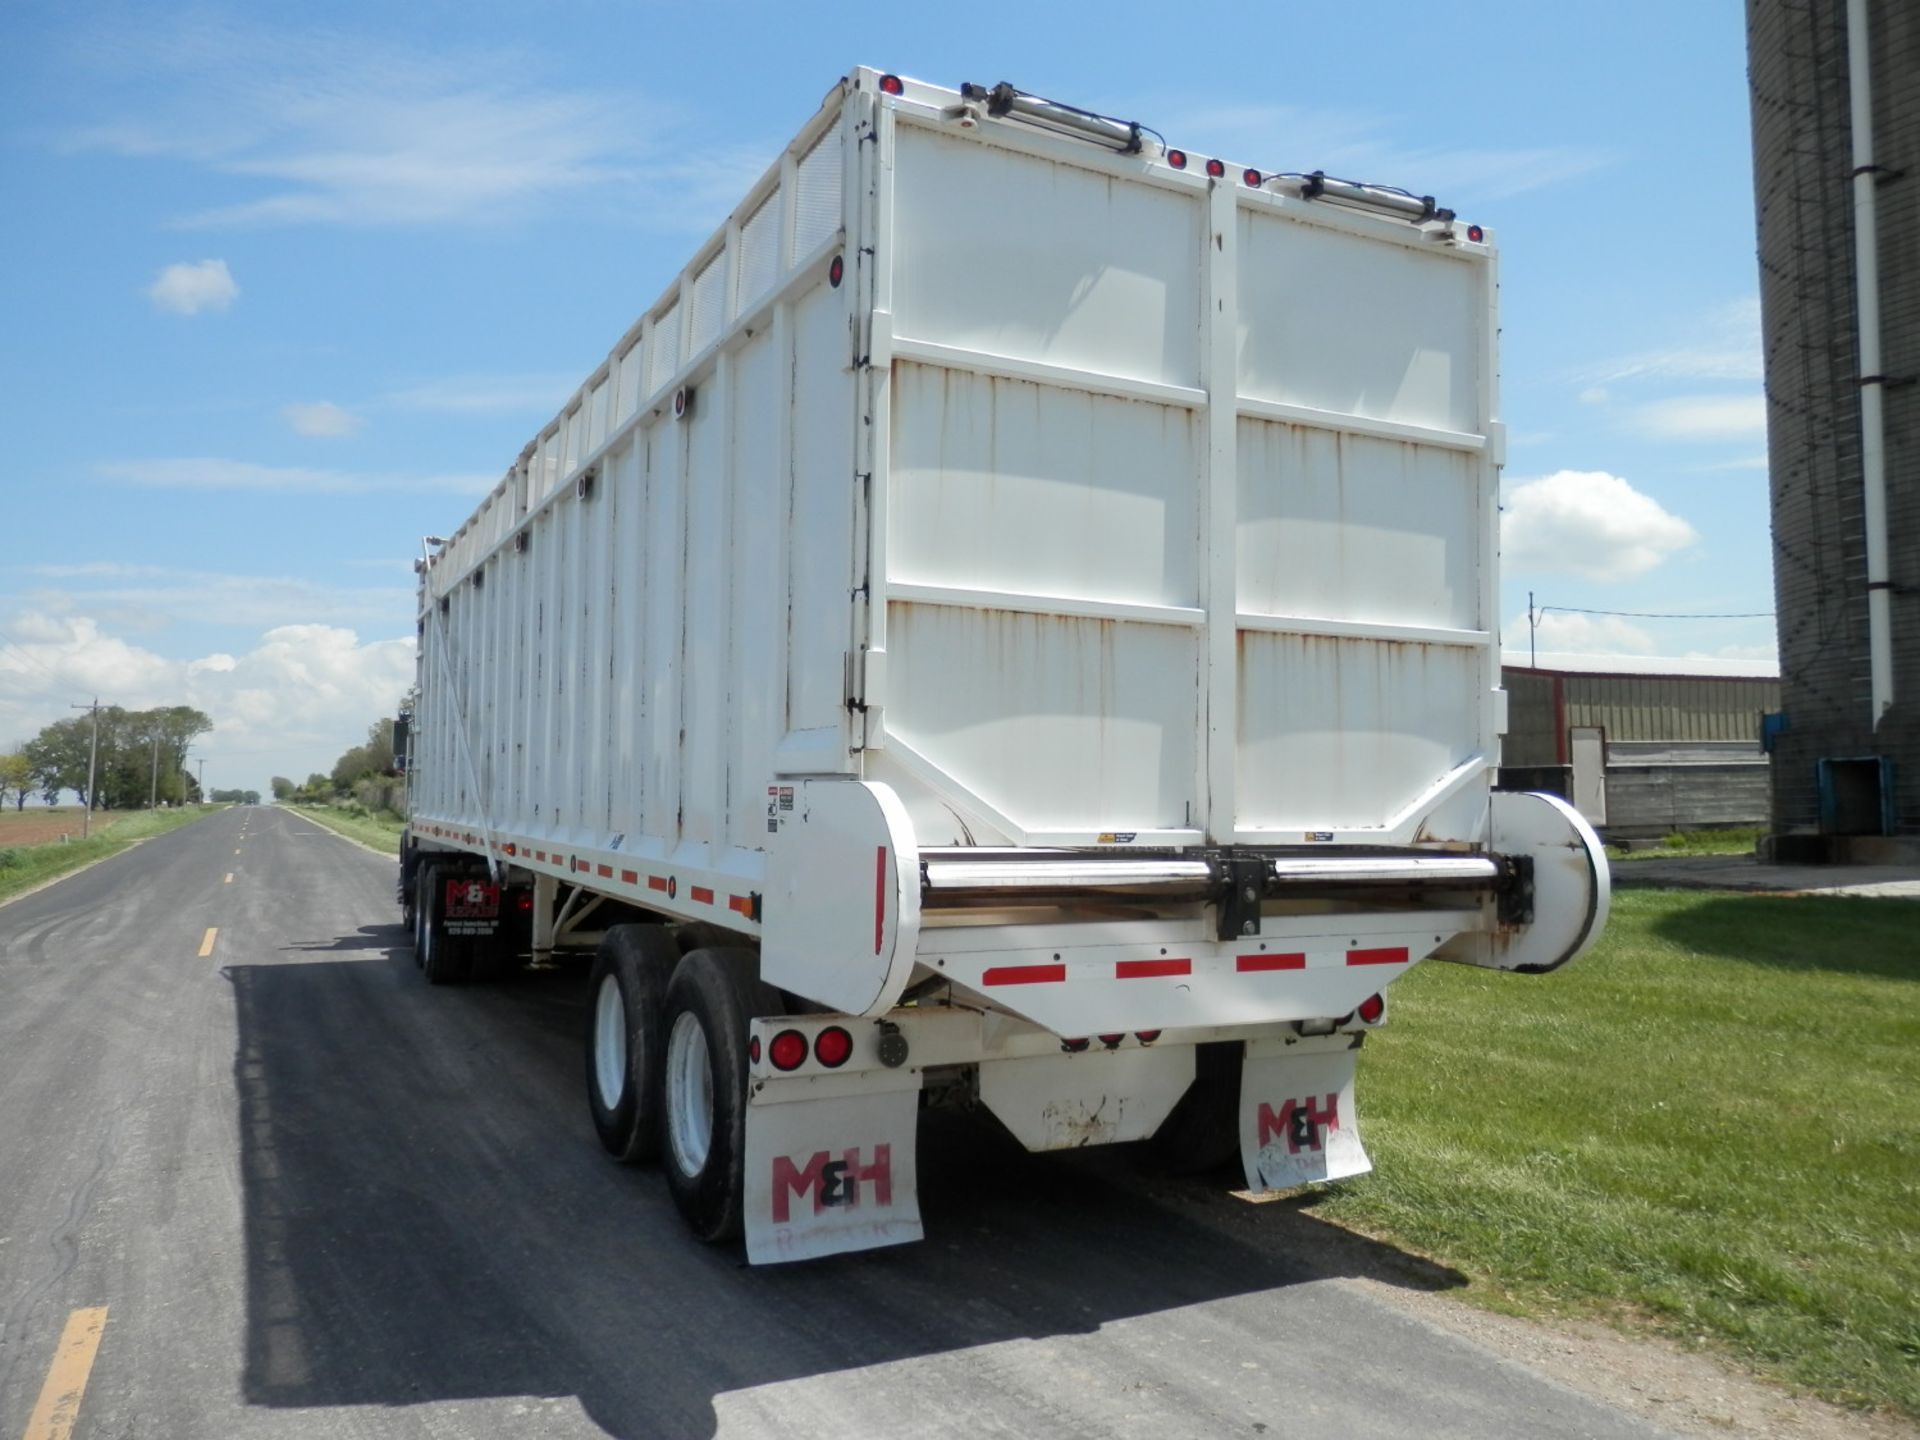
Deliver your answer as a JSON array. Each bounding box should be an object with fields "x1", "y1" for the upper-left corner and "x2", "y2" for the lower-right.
[
  {"x1": 659, "y1": 947, "x2": 779, "y2": 1243},
  {"x1": 1145, "y1": 1041, "x2": 1244, "y2": 1175},
  {"x1": 585, "y1": 925, "x2": 677, "y2": 1163},
  {"x1": 420, "y1": 868, "x2": 473, "y2": 985},
  {"x1": 411, "y1": 862, "x2": 435, "y2": 968}
]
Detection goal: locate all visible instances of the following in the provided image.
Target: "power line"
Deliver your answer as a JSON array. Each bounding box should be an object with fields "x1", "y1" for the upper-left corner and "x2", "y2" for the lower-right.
[{"x1": 1538, "y1": 604, "x2": 1775, "y2": 620}]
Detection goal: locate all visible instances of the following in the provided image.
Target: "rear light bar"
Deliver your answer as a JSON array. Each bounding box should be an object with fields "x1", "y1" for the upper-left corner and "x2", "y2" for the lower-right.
[{"x1": 959, "y1": 80, "x2": 1144, "y2": 154}]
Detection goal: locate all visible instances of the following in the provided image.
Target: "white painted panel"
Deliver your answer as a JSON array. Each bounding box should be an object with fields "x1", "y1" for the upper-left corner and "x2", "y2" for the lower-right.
[
  {"x1": 786, "y1": 283, "x2": 854, "y2": 746},
  {"x1": 792, "y1": 121, "x2": 842, "y2": 260},
  {"x1": 1237, "y1": 420, "x2": 1480, "y2": 630},
  {"x1": 608, "y1": 434, "x2": 646, "y2": 836},
  {"x1": 729, "y1": 329, "x2": 783, "y2": 839},
  {"x1": 1237, "y1": 634, "x2": 1480, "y2": 831},
  {"x1": 643, "y1": 421, "x2": 684, "y2": 843},
  {"x1": 891, "y1": 125, "x2": 1202, "y2": 389},
  {"x1": 737, "y1": 191, "x2": 780, "y2": 313},
  {"x1": 1238, "y1": 209, "x2": 1480, "y2": 433},
  {"x1": 886, "y1": 604, "x2": 1199, "y2": 834},
  {"x1": 890, "y1": 362, "x2": 1199, "y2": 608},
  {"x1": 690, "y1": 251, "x2": 727, "y2": 354},
  {"x1": 587, "y1": 378, "x2": 609, "y2": 452},
  {"x1": 682, "y1": 376, "x2": 729, "y2": 848},
  {"x1": 650, "y1": 301, "x2": 682, "y2": 395}
]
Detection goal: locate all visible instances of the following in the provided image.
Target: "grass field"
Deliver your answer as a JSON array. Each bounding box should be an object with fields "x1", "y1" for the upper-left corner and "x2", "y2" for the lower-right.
[
  {"x1": 287, "y1": 802, "x2": 406, "y2": 855},
  {"x1": 0, "y1": 806, "x2": 221, "y2": 905},
  {"x1": 1313, "y1": 887, "x2": 1920, "y2": 1416},
  {"x1": 1608, "y1": 826, "x2": 1763, "y2": 860}
]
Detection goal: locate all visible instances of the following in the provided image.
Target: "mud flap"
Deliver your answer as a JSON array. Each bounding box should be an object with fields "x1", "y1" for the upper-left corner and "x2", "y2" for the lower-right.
[
  {"x1": 1238, "y1": 1038, "x2": 1371, "y2": 1193},
  {"x1": 744, "y1": 1071, "x2": 923, "y2": 1264}
]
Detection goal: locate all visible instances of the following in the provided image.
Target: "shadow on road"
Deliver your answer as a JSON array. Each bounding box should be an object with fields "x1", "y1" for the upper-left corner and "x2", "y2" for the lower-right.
[{"x1": 225, "y1": 931, "x2": 1463, "y2": 1437}]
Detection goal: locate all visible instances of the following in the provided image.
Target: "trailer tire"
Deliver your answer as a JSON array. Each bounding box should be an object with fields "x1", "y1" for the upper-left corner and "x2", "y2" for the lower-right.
[
  {"x1": 411, "y1": 862, "x2": 435, "y2": 967},
  {"x1": 585, "y1": 925, "x2": 677, "y2": 1163},
  {"x1": 420, "y1": 867, "x2": 473, "y2": 985},
  {"x1": 1145, "y1": 1041, "x2": 1244, "y2": 1175},
  {"x1": 659, "y1": 947, "x2": 779, "y2": 1243}
]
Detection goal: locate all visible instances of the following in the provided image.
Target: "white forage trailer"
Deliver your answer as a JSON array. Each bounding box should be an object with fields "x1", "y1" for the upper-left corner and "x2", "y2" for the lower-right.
[{"x1": 400, "y1": 68, "x2": 1609, "y2": 1264}]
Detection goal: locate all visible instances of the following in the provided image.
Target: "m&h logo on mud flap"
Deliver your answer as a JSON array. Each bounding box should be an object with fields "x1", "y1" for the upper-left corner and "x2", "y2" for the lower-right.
[
  {"x1": 771, "y1": 1146, "x2": 893, "y2": 1222},
  {"x1": 1257, "y1": 1093, "x2": 1340, "y2": 1154}
]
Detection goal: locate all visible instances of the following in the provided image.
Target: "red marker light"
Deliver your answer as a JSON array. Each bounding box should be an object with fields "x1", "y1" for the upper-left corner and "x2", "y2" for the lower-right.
[
  {"x1": 814, "y1": 1026, "x2": 854, "y2": 1068},
  {"x1": 878, "y1": 74, "x2": 904, "y2": 96},
  {"x1": 1166, "y1": 149, "x2": 1187, "y2": 170},
  {"x1": 1134, "y1": 1030, "x2": 1162, "y2": 1045},
  {"x1": 749, "y1": 1036, "x2": 762, "y2": 1064},
  {"x1": 829, "y1": 254, "x2": 844, "y2": 288},
  {"x1": 1358, "y1": 993, "x2": 1386, "y2": 1024},
  {"x1": 769, "y1": 1029, "x2": 809, "y2": 1072},
  {"x1": 1098, "y1": 1033, "x2": 1125, "y2": 1048},
  {"x1": 1467, "y1": 224, "x2": 1484, "y2": 243},
  {"x1": 1204, "y1": 157, "x2": 1225, "y2": 178},
  {"x1": 1061, "y1": 1037, "x2": 1091, "y2": 1053},
  {"x1": 1243, "y1": 168, "x2": 1263, "y2": 187}
]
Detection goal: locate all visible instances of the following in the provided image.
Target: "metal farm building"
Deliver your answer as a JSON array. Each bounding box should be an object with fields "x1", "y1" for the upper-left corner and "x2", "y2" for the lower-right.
[
  {"x1": 1748, "y1": 0, "x2": 1919, "y2": 849},
  {"x1": 1502, "y1": 662, "x2": 1779, "y2": 839}
]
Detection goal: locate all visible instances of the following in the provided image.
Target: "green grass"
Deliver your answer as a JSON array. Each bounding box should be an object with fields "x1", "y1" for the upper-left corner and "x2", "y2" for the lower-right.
[
  {"x1": 0, "y1": 807, "x2": 222, "y2": 905},
  {"x1": 289, "y1": 802, "x2": 406, "y2": 855},
  {"x1": 1609, "y1": 826, "x2": 1763, "y2": 860},
  {"x1": 1312, "y1": 888, "x2": 1920, "y2": 1415}
]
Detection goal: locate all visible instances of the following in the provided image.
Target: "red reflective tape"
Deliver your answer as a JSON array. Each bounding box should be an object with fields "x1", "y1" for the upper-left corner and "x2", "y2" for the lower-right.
[
  {"x1": 874, "y1": 846, "x2": 887, "y2": 955},
  {"x1": 1238, "y1": 952, "x2": 1307, "y2": 972},
  {"x1": 1347, "y1": 947, "x2": 1409, "y2": 966},
  {"x1": 597, "y1": 864, "x2": 614, "y2": 878},
  {"x1": 648, "y1": 876, "x2": 669, "y2": 892},
  {"x1": 691, "y1": 886, "x2": 715, "y2": 905},
  {"x1": 982, "y1": 964, "x2": 1066, "y2": 986},
  {"x1": 620, "y1": 869, "x2": 639, "y2": 884},
  {"x1": 729, "y1": 894, "x2": 755, "y2": 917},
  {"x1": 1117, "y1": 958, "x2": 1191, "y2": 979}
]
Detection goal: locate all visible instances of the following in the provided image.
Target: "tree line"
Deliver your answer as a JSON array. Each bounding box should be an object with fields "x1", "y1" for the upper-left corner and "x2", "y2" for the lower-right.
[
  {"x1": 269, "y1": 717, "x2": 404, "y2": 814},
  {"x1": 0, "y1": 706, "x2": 212, "y2": 812}
]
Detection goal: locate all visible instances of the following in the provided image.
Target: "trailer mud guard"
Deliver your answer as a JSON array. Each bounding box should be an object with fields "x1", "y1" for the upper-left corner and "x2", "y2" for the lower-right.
[
  {"x1": 1238, "y1": 1035, "x2": 1371, "y2": 1193},
  {"x1": 744, "y1": 1069, "x2": 923, "y2": 1264}
]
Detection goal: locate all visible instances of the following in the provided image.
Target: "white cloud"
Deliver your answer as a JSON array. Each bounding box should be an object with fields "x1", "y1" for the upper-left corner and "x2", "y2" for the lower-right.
[
  {"x1": 1512, "y1": 610, "x2": 1657, "y2": 655},
  {"x1": 1634, "y1": 395, "x2": 1768, "y2": 442},
  {"x1": 1578, "y1": 386, "x2": 1608, "y2": 406},
  {"x1": 1582, "y1": 298, "x2": 1762, "y2": 386},
  {"x1": 60, "y1": 18, "x2": 740, "y2": 232},
  {"x1": 0, "y1": 610, "x2": 413, "y2": 793},
  {"x1": 283, "y1": 400, "x2": 362, "y2": 437},
  {"x1": 146, "y1": 258, "x2": 238, "y2": 314},
  {"x1": 15, "y1": 563, "x2": 413, "y2": 632},
  {"x1": 98, "y1": 457, "x2": 489, "y2": 495},
  {"x1": 1157, "y1": 101, "x2": 1614, "y2": 203},
  {"x1": 1502, "y1": 470, "x2": 1698, "y2": 580}
]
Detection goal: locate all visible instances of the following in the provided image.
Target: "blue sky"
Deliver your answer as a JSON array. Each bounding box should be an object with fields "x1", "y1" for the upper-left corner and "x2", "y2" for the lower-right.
[{"x1": 0, "y1": 1, "x2": 1772, "y2": 795}]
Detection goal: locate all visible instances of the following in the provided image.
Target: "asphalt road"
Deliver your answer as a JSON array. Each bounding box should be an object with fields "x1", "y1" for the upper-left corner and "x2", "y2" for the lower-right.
[{"x1": 0, "y1": 807, "x2": 1677, "y2": 1439}]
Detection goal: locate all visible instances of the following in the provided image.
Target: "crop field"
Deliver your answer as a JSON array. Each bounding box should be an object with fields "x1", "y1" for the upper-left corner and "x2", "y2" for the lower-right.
[
  {"x1": 1314, "y1": 886, "x2": 1920, "y2": 1417},
  {"x1": 0, "y1": 806, "x2": 218, "y2": 905},
  {"x1": 0, "y1": 807, "x2": 112, "y2": 846}
]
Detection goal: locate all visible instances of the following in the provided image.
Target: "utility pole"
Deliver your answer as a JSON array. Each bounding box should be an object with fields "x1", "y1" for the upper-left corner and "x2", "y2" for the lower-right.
[
  {"x1": 70, "y1": 698, "x2": 101, "y2": 839},
  {"x1": 149, "y1": 731, "x2": 161, "y2": 809},
  {"x1": 197, "y1": 759, "x2": 206, "y2": 804},
  {"x1": 1528, "y1": 591, "x2": 1537, "y2": 669}
]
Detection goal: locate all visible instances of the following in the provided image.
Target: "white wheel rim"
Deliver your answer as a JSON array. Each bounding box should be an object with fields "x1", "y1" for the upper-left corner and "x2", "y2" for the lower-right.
[
  {"x1": 593, "y1": 975, "x2": 627, "y2": 1111},
  {"x1": 665, "y1": 1011, "x2": 713, "y2": 1178}
]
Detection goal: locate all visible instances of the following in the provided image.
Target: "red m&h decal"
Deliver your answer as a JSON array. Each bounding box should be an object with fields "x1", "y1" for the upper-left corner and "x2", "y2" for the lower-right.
[
  {"x1": 1256, "y1": 1093, "x2": 1340, "y2": 1153},
  {"x1": 771, "y1": 1145, "x2": 893, "y2": 1223}
]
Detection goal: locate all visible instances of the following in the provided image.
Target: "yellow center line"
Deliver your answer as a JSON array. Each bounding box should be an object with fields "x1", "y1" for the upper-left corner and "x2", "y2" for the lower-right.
[
  {"x1": 198, "y1": 927, "x2": 218, "y2": 958},
  {"x1": 22, "y1": 1305, "x2": 109, "y2": 1440}
]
